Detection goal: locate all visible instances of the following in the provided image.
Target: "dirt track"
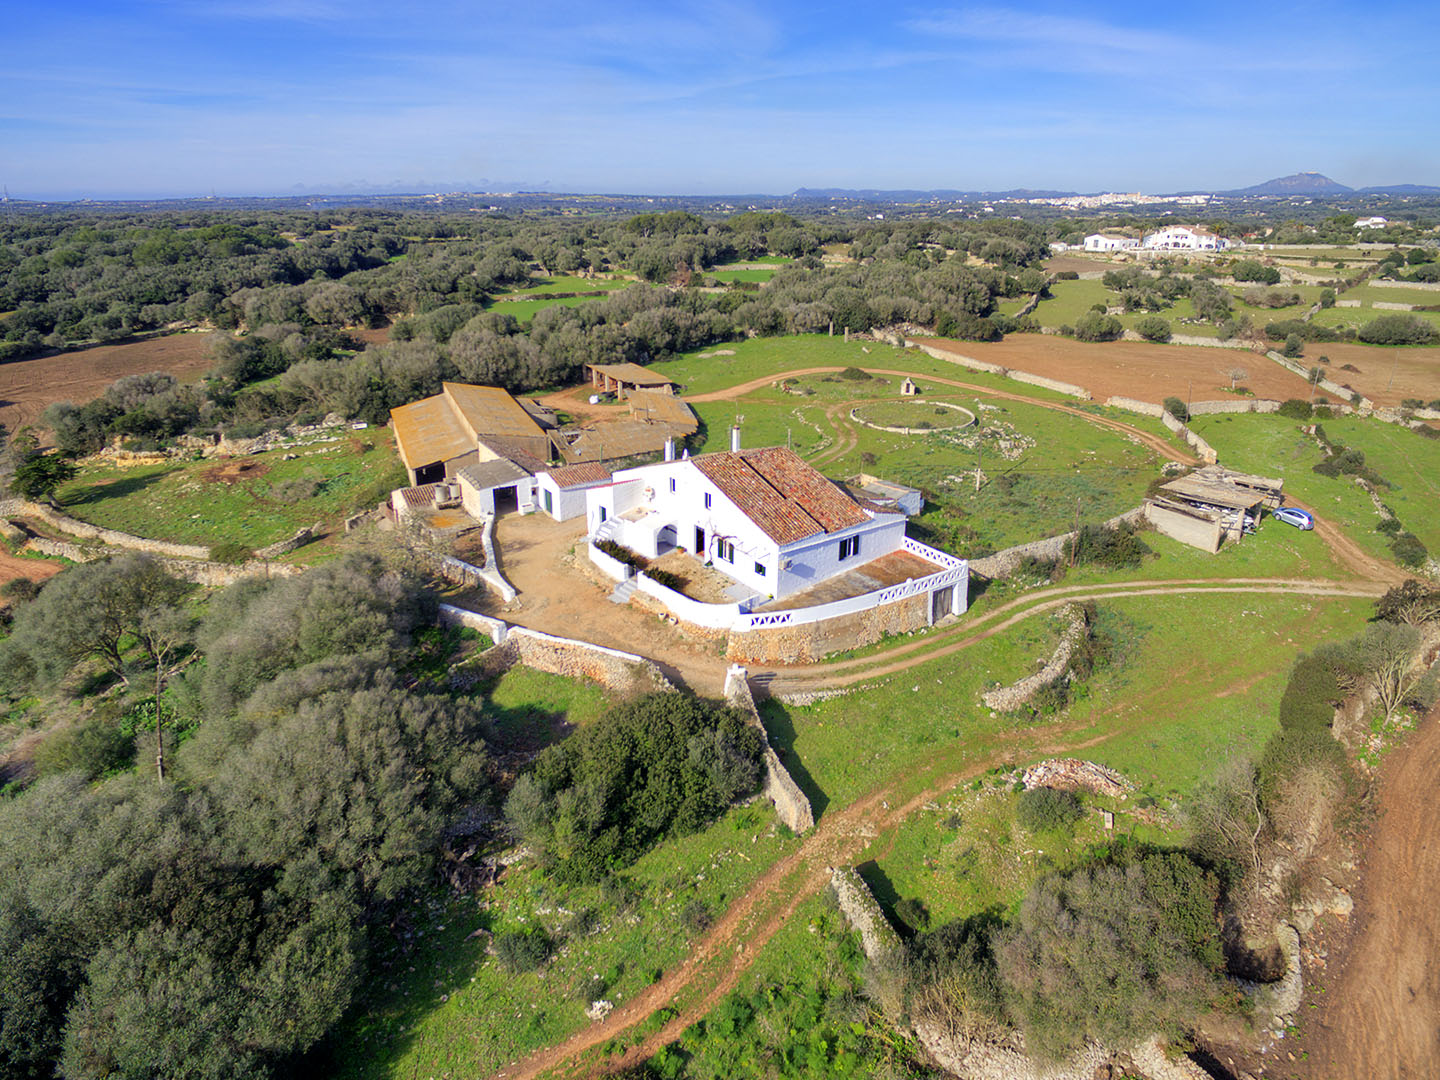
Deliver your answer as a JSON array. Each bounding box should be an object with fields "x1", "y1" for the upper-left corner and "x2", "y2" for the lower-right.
[
  {"x1": 0, "y1": 332, "x2": 216, "y2": 437},
  {"x1": 1292, "y1": 704, "x2": 1440, "y2": 1079},
  {"x1": 492, "y1": 580, "x2": 1384, "y2": 1080}
]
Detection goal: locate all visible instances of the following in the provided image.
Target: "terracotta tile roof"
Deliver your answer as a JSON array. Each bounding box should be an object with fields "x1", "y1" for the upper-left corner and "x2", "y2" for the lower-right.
[
  {"x1": 543, "y1": 461, "x2": 613, "y2": 488},
  {"x1": 693, "y1": 447, "x2": 869, "y2": 546},
  {"x1": 587, "y1": 362, "x2": 676, "y2": 386}
]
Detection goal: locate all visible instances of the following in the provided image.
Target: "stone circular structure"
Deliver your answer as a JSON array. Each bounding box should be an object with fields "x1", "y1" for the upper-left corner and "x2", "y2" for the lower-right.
[{"x1": 849, "y1": 399, "x2": 977, "y2": 435}]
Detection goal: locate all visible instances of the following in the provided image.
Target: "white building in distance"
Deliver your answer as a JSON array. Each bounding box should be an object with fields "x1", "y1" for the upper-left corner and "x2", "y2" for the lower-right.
[
  {"x1": 1083, "y1": 233, "x2": 1140, "y2": 252},
  {"x1": 1142, "y1": 225, "x2": 1229, "y2": 251},
  {"x1": 1355, "y1": 216, "x2": 1390, "y2": 230}
]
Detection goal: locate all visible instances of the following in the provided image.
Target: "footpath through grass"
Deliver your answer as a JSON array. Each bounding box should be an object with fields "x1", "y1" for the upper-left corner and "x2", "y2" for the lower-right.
[{"x1": 55, "y1": 435, "x2": 404, "y2": 549}]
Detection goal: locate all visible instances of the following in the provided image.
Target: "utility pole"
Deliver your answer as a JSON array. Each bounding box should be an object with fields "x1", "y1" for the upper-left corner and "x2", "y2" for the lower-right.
[{"x1": 975, "y1": 439, "x2": 983, "y2": 492}]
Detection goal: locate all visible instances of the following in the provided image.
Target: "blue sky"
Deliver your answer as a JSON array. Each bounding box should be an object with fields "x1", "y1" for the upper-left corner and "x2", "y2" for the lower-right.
[{"x1": 4, "y1": 1, "x2": 1438, "y2": 199}]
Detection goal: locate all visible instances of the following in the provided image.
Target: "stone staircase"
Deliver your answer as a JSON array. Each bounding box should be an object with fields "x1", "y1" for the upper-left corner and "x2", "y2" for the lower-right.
[{"x1": 609, "y1": 578, "x2": 637, "y2": 604}]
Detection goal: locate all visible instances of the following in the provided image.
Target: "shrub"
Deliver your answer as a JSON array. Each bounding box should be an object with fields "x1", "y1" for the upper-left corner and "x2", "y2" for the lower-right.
[
  {"x1": 1283, "y1": 333, "x2": 1305, "y2": 358},
  {"x1": 505, "y1": 694, "x2": 764, "y2": 882},
  {"x1": 1278, "y1": 654, "x2": 1341, "y2": 732},
  {"x1": 493, "y1": 928, "x2": 553, "y2": 973},
  {"x1": 595, "y1": 538, "x2": 648, "y2": 570},
  {"x1": 894, "y1": 897, "x2": 931, "y2": 934},
  {"x1": 838, "y1": 366, "x2": 871, "y2": 381},
  {"x1": 1063, "y1": 521, "x2": 1151, "y2": 569},
  {"x1": 1232, "y1": 259, "x2": 1281, "y2": 284},
  {"x1": 1055, "y1": 270, "x2": 1079, "y2": 280},
  {"x1": 681, "y1": 899, "x2": 713, "y2": 933},
  {"x1": 269, "y1": 474, "x2": 323, "y2": 504},
  {"x1": 1277, "y1": 399, "x2": 1313, "y2": 420},
  {"x1": 208, "y1": 541, "x2": 255, "y2": 565},
  {"x1": 644, "y1": 568, "x2": 687, "y2": 591},
  {"x1": 1391, "y1": 532, "x2": 1430, "y2": 568},
  {"x1": 996, "y1": 851, "x2": 1229, "y2": 1060},
  {"x1": 1358, "y1": 314, "x2": 1437, "y2": 345},
  {"x1": 33, "y1": 714, "x2": 135, "y2": 780},
  {"x1": 1, "y1": 578, "x2": 43, "y2": 604},
  {"x1": 1015, "y1": 787, "x2": 1083, "y2": 832},
  {"x1": 1162, "y1": 396, "x2": 1189, "y2": 422},
  {"x1": 1074, "y1": 310, "x2": 1123, "y2": 342},
  {"x1": 1134, "y1": 315, "x2": 1171, "y2": 343}
]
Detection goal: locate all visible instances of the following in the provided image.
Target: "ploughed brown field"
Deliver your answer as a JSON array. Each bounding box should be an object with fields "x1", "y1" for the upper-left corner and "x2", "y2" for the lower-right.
[
  {"x1": 912, "y1": 336, "x2": 1316, "y2": 404},
  {"x1": 0, "y1": 332, "x2": 217, "y2": 437}
]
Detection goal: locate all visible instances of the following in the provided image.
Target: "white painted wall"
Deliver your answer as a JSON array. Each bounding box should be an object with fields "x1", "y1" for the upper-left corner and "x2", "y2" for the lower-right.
[
  {"x1": 459, "y1": 475, "x2": 536, "y2": 518},
  {"x1": 536, "y1": 473, "x2": 602, "y2": 521},
  {"x1": 775, "y1": 514, "x2": 906, "y2": 597},
  {"x1": 587, "y1": 458, "x2": 906, "y2": 600}
]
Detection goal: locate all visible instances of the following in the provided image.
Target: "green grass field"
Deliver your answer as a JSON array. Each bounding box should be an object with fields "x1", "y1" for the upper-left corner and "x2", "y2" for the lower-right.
[
  {"x1": 328, "y1": 800, "x2": 799, "y2": 1080},
  {"x1": 499, "y1": 275, "x2": 631, "y2": 297},
  {"x1": 55, "y1": 436, "x2": 405, "y2": 549},
  {"x1": 1317, "y1": 416, "x2": 1440, "y2": 552},
  {"x1": 707, "y1": 268, "x2": 776, "y2": 284},
  {"x1": 1187, "y1": 412, "x2": 1416, "y2": 564},
  {"x1": 487, "y1": 294, "x2": 607, "y2": 324},
  {"x1": 655, "y1": 334, "x2": 1081, "y2": 403},
  {"x1": 1311, "y1": 304, "x2": 1440, "y2": 333}
]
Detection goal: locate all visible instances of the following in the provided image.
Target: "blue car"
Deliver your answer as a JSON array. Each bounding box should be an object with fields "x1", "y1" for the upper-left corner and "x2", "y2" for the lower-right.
[{"x1": 1272, "y1": 506, "x2": 1315, "y2": 530}]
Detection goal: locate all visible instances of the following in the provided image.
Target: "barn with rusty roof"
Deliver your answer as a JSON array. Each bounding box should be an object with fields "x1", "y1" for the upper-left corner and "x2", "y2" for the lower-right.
[{"x1": 389, "y1": 382, "x2": 564, "y2": 486}]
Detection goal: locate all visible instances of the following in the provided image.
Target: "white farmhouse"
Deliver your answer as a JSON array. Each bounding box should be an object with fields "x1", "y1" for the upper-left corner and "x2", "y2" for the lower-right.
[
  {"x1": 1141, "y1": 225, "x2": 1229, "y2": 251},
  {"x1": 587, "y1": 441, "x2": 921, "y2": 603},
  {"x1": 1355, "y1": 216, "x2": 1389, "y2": 230},
  {"x1": 1083, "y1": 233, "x2": 1140, "y2": 252}
]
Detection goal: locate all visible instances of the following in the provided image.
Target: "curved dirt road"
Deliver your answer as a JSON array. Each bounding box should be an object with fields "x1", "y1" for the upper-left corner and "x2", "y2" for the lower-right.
[
  {"x1": 1294, "y1": 703, "x2": 1440, "y2": 1079},
  {"x1": 492, "y1": 578, "x2": 1384, "y2": 1080}
]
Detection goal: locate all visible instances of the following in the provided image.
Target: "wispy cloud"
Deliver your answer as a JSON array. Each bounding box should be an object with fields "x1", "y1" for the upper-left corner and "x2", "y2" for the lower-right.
[{"x1": 907, "y1": 7, "x2": 1180, "y2": 56}]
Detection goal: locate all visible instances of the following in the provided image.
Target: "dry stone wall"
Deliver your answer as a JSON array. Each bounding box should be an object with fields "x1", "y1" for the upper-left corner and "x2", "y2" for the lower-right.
[
  {"x1": 0, "y1": 499, "x2": 210, "y2": 559},
  {"x1": 1160, "y1": 411, "x2": 1218, "y2": 463},
  {"x1": 458, "y1": 624, "x2": 674, "y2": 699},
  {"x1": 982, "y1": 605, "x2": 1086, "y2": 711},
  {"x1": 1187, "y1": 398, "x2": 1282, "y2": 415},
  {"x1": 18, "y1": 535, "x2": 298, "y2": 585},
  {"x1": 969, "y1": 507, "x2": 1143, "y2": 580},
  {"x1": 726, "y1": 591, "x2": 930, "y2": 664},
  {"x1": 829, "y1": 866, "x2": 902, "y2": 961},
  {"x1": 724, "y1": 665, "x2": 814, "y2": 833}
]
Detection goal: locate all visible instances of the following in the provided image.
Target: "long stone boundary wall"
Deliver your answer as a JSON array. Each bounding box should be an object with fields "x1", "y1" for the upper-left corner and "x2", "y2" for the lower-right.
[
  {"x1": 969, "y1": 507, "x2": 1144, "y2": 580},
  {"x1": 1160, "y1": 410, "x2": 1218, "y2": 463},
  {"x1": 17, "y1": 534, "x2": 300, "y2": 585},
  {"x1": 724, "y1": 665, "x2": 814, "y2": 833},
  {"x1": 981, "y1": 605, "x2": 1086, "y2": 711},
  {"x1": 898, "y1": 338, "x2": 1092, "y2": 400},
  {"x1": 0, "y1": 498, "x2": 210, "y2": 559},
  {"x1": 462, "y1": 624, "x2": 675, "y2": 699},
  {"x1": 1265, "y1": 350, "x2": 1374, "y2": 410}
]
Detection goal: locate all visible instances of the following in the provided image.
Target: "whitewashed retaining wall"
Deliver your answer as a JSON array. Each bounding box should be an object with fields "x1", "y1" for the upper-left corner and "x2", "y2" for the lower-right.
[
  {"x1": 588, "y1": 543, "x2": 633, "y2": 583},
  {"x1": 438, "y1": 602, "x2": 508, "y2": 644},
  {"x1": 634, "y1": 573, "x2": 743, "y2": 629}
]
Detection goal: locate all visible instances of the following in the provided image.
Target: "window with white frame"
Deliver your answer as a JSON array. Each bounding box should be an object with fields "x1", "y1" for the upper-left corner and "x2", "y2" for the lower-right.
[
  {"x1": 718, "y1": 539, "x2": 734, "y2": 563},
  {"x1": 668, "y1": 477, "x2": 676, "y2": 493},
  {"x1": 838, "y1": 535, "x2": 860, "y2": 561},
  {"x1": 703, "y1": 491, "x2": 712, "y2": 509},
  {"x1": 754, "y1": 561, "x2": 766, "y2": 577}
]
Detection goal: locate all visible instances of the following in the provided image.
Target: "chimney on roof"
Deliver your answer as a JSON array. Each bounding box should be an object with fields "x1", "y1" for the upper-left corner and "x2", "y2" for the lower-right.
[
  {"x1": 664, "y1": 436, "x2": 676, "y2": 462},
  {"x1": 730, "y1": 425, "x2": 741, "y2": 453}
]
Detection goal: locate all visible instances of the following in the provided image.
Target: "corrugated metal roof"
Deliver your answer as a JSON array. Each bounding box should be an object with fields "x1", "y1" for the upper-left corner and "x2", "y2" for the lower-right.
[
  {"x1": 388, "y1": 383, "x2": 547, "y2": 470},
  {"x1": 694, "y1": 447, "x2": 869, "y2": 546},
  {"x1": 587, "y1": 363, "x2": 676, "y2": 386},
  {"x1": 1160, "y1": 475, "x2": 1264, "y2": 511},
  {"x1": 457, "y1": 458, "x2": 531, "y2": 492},
  {"x1": 544, "y1": 461, "x2": 613, "y2": 488}
]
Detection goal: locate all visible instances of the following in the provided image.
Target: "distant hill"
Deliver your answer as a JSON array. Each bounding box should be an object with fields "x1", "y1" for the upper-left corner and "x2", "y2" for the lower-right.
[
  {"x1": 1358, "y1": 184, "x2": 1440, "y2": 195},
  {"x1": 1226, "y1": 172, "x2": 1354, "y2": 196}
]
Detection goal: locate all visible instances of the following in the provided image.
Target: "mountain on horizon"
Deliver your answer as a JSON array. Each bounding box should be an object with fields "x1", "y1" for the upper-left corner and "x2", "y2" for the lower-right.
[{"x1": 1226, "y1": 172, "x2": 1354, "y2": 196}]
